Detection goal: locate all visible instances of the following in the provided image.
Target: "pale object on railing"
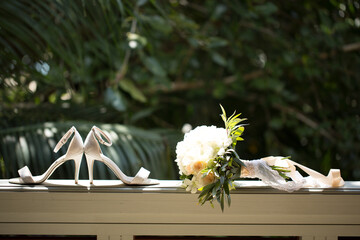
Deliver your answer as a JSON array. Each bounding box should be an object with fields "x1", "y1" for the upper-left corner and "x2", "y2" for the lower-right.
[{"x1": 241, "y1": 156, "x2": 345, "y2": 192}]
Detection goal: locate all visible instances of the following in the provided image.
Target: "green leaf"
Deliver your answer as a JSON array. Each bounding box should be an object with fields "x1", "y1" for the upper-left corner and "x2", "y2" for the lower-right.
[
  {"x1": 141, "y1": 56, "x2": 167, "y2": 77},
  {"x1": 226, "y1": 192, "x2": 231, "y2": 207},
  {"x1": 235, "y1": 126, "x2": 245, "y2": 133},
  {"x1": 220, "y1": 104, "x2": 227, "y2": 124},
  {"x1": 236, "y1": 137, "x2": 244, "y2": 141},
  {"x1": 220, "y1": 190, "x2": 225, "y2": 212},
  {"x1": 254, "y1": 2, "x2": 278, "y2": 16},
  {"x1": 169, "y1": 13, "x2": 199, "y2": 30},
  {"x1": 220, "y1": 175, "x2": 225, "y2": 184},
  {"x1": 216, "y1": 191, "x2": 221, "y2": 204},
  {"x1": 198, "y1": 182, "x2": 216, "y2": 198},
  {"x1": 211, "y1": 52, "x2": 227, "y2": 66},
  {"x1": 119, "y1": 78, "x2": 147, "y2": 103},
  {"x1": 212, "y1": 180, "x2": 221, "y2": 196},
  {"x1": 211, "y1": 4, "x2": 227, "y2": 20},
  {"x1": 137, "y1": 0, "x2": 148, "y2": 7},
  {"x1": 141, "y1": 15, "x2": 172, "y2": 34},
  {"x1": 223, "y1": 181, "x2": 230, "y2": 195},
  {"x1": 233, "y1": 156, "x2": 245, "y2": 167},
  {"x1": 207, "y1": 37, "x2": 228, "y2": 48},
  {"x1": 200, "y1": 193, "x2": 213, "y2": 205},
  {"x1": 104, "y1": 87, "x2": 126, "y2": 112}
]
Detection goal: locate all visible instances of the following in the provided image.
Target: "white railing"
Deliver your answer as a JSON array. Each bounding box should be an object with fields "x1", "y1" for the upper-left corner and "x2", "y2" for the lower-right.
[{"x1": 0, "y1": 180, "x2": 360, "y2": 240}]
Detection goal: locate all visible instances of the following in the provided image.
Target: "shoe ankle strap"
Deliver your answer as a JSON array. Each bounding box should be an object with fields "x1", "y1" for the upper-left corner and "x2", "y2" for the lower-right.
[
  {"x1": 92, "y1": 126, "x2": 112, "y2": 146},
  {"x1": 54, "y1": 126, "x2": 77, "y2": 153}
]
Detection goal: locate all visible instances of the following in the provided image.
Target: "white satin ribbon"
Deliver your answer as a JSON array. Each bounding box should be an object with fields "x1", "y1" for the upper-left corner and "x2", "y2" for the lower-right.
[
  {"x1": 241, "y1": 156, "x2": 344, "y2": 191},
  {"x1": 262, "y1": 156, "x2": 345, "y2": 188}
]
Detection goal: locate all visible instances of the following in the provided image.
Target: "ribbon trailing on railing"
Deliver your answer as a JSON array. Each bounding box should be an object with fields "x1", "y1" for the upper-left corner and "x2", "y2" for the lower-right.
[{"x1": 241, "y1": 156, "x2": 345, "y2": 192}]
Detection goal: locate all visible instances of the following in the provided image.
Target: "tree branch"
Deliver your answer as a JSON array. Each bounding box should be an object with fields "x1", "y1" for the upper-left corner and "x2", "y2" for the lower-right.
[
  {"x1": 273, "y1": 104, "x2": 337, "y2": 143},
  {"x1": 319, "y1": 42, "x2": 360, "y2": 59},
  {"x1": 148, "y1": 70, "x2": 264, "y2": 93},
  {"x1": 114, "y1": 14, "x2": 138, "y2": 86}
]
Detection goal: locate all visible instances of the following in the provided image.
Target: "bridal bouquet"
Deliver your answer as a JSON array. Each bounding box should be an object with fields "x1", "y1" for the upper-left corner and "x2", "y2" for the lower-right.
[{"x1": 175, "y1": 105, "x2": 345, "y2": 211}]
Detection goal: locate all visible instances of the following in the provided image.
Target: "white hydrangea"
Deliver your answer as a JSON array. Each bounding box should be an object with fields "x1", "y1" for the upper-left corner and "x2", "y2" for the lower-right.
[{"x1": 175, "y1": 125, "x2": 232, "y2": 177}]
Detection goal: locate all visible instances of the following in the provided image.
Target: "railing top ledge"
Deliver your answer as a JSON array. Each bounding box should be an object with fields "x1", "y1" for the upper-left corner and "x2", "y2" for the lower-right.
[{"x1": 0, "y1": 179, "x2": 359, "y2": 194}]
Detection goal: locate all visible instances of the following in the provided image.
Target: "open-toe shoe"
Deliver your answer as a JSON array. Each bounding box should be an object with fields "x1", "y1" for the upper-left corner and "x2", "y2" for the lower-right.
[
  {"x1": 84, "y1": 126, "x2": 159, "y2": 185},
  {"x1": 9, "y1": 126, "x2": 84, "y2": 184}
]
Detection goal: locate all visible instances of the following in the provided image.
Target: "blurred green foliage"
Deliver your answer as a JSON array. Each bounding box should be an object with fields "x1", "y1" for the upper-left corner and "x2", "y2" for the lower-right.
[{"x1": 0, "y1": 0, "x2": 359, "y2": 180}]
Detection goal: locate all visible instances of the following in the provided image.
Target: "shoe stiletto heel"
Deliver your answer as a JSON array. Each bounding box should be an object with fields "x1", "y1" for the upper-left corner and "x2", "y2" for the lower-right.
[
  {"x1": 73, "y1": 154, "x2": 83, "y2": 184},
  {"x1": 9, "y1": 126, "x2": 84, "y2": 185},
  {"x1": 86, "y1": 155, "x2": 95, "y2": 184},
  {"x1": 84, "y1": 126, "x2": 159, "y2": 185}
]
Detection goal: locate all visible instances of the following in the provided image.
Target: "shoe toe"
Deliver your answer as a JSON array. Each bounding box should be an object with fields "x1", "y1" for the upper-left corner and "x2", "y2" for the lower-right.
[
  {"x1": 145, "y1": 178, "x2": 160, "y2": 185},
  {"x1": 9, "y1": 178, "x2": 23, "y2": 184}
]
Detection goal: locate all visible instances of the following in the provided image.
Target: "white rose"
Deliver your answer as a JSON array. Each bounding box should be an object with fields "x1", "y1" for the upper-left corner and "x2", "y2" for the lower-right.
[{"x1": 175, "y1": 125, "x2": 232, "y2": 176}]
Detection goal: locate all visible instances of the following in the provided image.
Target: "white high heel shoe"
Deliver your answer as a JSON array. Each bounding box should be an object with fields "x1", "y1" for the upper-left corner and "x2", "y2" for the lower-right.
[
  {"x1": 9, "y1": 126, "x2": 84, "y2": 184},
  {"x1": 84, "y1": 126, "x2": 159, "y2": 185}
]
